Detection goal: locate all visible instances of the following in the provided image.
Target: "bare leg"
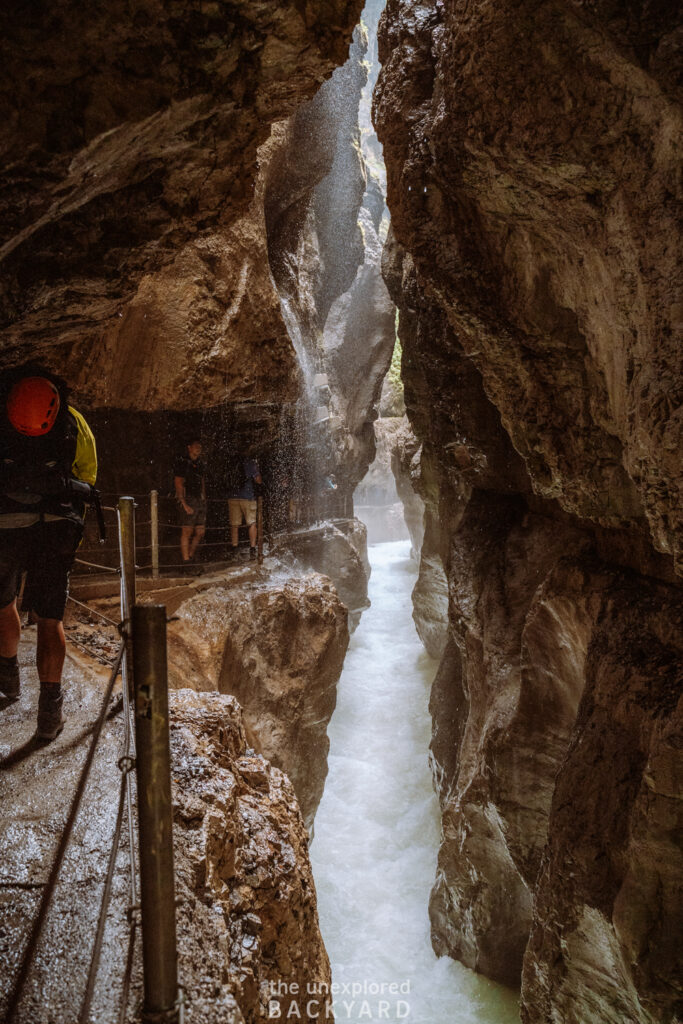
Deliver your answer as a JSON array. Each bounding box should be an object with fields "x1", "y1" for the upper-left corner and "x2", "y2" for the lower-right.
[
  {"x1": 248, "y1": 522, "x2": 257, "y2": 548},
  {"x1": 189, "y1": 526, "x2": 205, "y2": 558},
  {"x1": 0, "y1": 600, "x2": 20, "y2": 659},
  {"x1": 180, "y1": 526, "x2": 193, "y2": 562},
  {"x1": 231, "y1": 525, "x2": 239, "y2": 548},
  {"x1": 36, "y1": 617, "x2": 66, "y2": 683}
]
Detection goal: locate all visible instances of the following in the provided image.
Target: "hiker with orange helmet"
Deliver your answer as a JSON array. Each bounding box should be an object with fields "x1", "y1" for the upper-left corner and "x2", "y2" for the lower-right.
[{"x1": 0, "y1": 365, "x2": 98, "y2": 740}]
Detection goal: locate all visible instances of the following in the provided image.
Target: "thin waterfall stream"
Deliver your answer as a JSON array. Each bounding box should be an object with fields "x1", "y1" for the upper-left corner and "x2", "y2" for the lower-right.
[{"x1": 309, "y1": 539, "x2": 521, "y2": 1023}]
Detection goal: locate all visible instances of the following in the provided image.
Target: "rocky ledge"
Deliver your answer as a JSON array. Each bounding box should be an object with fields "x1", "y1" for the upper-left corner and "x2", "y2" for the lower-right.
[
  {"x1": 0, "y1": 639, "x2": 331, "y2": 1023},
  {"x1": 167, "y1": 567, "x2": 349, "y2": 831}
]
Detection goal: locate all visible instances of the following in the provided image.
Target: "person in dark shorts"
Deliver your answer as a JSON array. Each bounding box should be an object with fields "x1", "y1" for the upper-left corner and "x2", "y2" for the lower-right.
[
  {"x1": 173, "y1": 437, "x2": 206, "y2": 569},
  {"x1": 0, "y1": 366, "x2": 98, "y2": 741}
]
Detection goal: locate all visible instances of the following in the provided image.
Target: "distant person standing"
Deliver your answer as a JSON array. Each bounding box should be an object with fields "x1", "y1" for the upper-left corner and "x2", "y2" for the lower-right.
[
  {"x1": 320, "y1": 472, "x2": 338, "y2": 519},
  {"x1": 227, "y1": 452, "x2": 262, "y2": 560},
  {"x1": 174, "y1": 437, "x2": 206, "y2": 569}
]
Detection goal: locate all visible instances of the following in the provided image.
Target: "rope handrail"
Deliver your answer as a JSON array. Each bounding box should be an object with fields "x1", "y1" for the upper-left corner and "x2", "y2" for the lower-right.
[
  {"x1": 99, "y1": 490, "x2": 265, "y2": 507},
  {"x1": 135, "y1": 558, "x2": 257, "y2": 573},
  {"x1": 67, "y1": 594, "x2": 120, "y2": 628},
  {"x1": 4, "y1": 642, "x2": 125, "y2": 1023},
  {"x1": 115, "y1": 507, "x2": 140, "y2": 1024},
  {"x1": 138, "y1": 539, "x2": 234, "y2": 551}
]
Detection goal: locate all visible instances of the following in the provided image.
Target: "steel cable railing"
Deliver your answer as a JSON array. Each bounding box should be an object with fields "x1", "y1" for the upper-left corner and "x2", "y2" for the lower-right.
[
  {"x1": 4, "y1": 642, "x2": 125, "y2": 1023},
  {"x1": 75, "y1": 505, "x2": 142, "y2": 1023},
  {"x1": 73, "y1": 489, "x2": 274, "y2": 579},
  {"x1": 6, "y1": 499, "x2": 144, "y2": 1023}
]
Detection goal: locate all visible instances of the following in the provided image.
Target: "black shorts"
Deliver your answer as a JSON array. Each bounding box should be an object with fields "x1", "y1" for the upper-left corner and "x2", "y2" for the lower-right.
[
  {"x1": 178, "y1": 498, "x2": 206, "y2": 528},
  {"x1": 0, "y1": 519, "x2": 83, "y2": 620}
]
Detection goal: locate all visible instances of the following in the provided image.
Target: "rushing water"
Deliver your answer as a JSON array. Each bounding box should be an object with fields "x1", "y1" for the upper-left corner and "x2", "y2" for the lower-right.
[{"x1": 310, "y1": 540, "x2": 520, "y2": 1024}]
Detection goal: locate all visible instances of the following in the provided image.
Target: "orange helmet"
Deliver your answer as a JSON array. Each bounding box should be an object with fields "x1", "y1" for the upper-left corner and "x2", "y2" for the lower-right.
[{"x1": 6, "y1": 376, "x2": 61, "y2": 436}]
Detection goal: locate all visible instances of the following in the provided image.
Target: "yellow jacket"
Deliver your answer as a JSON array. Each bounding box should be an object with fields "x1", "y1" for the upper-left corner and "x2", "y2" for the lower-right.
[{"x1": 70, "y1": 407, "x2": 98, "y2": 486}]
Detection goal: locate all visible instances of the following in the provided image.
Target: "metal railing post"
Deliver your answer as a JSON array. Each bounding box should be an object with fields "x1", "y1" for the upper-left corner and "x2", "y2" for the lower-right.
[
  {"x1": 150, "y1": 489, "x2": 159, "y2": 579},
  {"x1": 257, "y1": 495, "x2": 264, "y2": 565},
  {"x1": 118, "y1": 496, "x2": 136, "y2": 697},
  {"x1": 132, "y1": 603, "x2": 179, "y2": 1022}
]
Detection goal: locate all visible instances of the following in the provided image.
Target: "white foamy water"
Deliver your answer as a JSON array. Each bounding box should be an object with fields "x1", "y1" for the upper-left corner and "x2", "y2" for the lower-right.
[{"x1": 309, "y1": 540, "x2": 520, "y2": 1024}]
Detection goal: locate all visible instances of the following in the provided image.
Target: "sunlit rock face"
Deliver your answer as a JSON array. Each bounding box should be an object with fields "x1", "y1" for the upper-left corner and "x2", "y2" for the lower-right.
[
  {"x1": 264, "y1": 27, "x2": 396, "y2": 495},
  {"x1": 75, "y1": 153, "x2": 303, "y2": 411},
  {"x1": 0, "y1": 0, "x2": 363, "y2": 407},
  {"x1": 375, "y1": 0, "x2": 682, "y2": 1017},
  {"x1": 167, "y1": 572, "x2": 349, "y2": 830},
  {"x1": 172, "y1": 689, "x2": 333, "y2": 1023},
  {"x1": 323, "y1": 203, "x2": 397, "y2": 491}
]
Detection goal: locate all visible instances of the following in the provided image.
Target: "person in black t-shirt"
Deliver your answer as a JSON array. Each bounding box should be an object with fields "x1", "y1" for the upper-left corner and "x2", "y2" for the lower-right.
[{"x1": 173, "y1": 437, "x2": 206, "y2": 568}]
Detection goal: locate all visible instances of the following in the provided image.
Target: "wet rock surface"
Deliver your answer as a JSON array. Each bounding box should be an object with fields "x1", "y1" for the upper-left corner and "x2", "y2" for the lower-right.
[
  {"x1": 272, "y1": 520, "x2": 371, "y2": 631},
  {"x1": 322, "y1": 202, "x2": 397, "y2": 491},
  {"x1": 375, "y1": 0, "x2": 682, "y2": 570},
  {"x1": 171, "y1": 689, "x2": 333, "y2": 1022},
  {"x1": 522, "y1": 571, "x2": 683, "y2": 1024},
  {"x1": 390, "y1": 417, "x2": 425, "y2": 562},
  {"x1": 375, "y1": 0, "x2": 683, "y2": 1017},
  {"x1": 167, "y1": 567, "x2": 349, "y2": 830},
  {"x1": 0, "y1": 636, "x2": 331, "y2": 1023}
]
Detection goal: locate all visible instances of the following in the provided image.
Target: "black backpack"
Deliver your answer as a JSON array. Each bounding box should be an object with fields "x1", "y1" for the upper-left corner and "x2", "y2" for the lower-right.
[
  {"x1": 225, "y1": 454, "x2": 248, "y2": 497},
  {"x1": 0, "y1": 367, "x2": 79, "y2": 517}
]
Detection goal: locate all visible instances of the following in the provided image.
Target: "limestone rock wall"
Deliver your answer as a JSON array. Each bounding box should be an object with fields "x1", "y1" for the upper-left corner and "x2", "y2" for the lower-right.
[
  {"x1": 0, "y1": 0, "x2": 394, "y2": 555},
  {"x1": 375, "y1": 0, "x2": 683, "y2": 1019},
  {"x1": 272, "y1": 520, "x2": 371, "y2": 631},
  {"x1": 521, "y1": 574, "x2": 682, "y2": 1024},
  {"x1": 171, "y1": 689, "x2": 333, "y2": 1022},
  {"x1": 323, "y1": 202, "x2": 397, "y2": 492},
  {"x1": 390, "y1": 416, "x2": 425, "y2": 560},
  {"x1": 376, "y1": 0, "x2": 682, "y2": 570}
]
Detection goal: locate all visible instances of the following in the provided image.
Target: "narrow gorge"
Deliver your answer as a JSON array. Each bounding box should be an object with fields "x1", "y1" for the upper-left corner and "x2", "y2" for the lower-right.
[{"x1": 0, "y1": 2, "x2": 680, "y2": 1024}]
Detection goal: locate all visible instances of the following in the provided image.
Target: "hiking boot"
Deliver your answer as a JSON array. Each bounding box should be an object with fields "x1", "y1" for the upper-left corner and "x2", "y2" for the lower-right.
[
  {"x1": 36, "y1": 688, "x2": 64, "y2": 741},
  {"x1": 0, "y1": 656, "x2": 20, "y2": 700},
  {"x1": 249, "y1": 547, "x2": 257, "y2": 561}
]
